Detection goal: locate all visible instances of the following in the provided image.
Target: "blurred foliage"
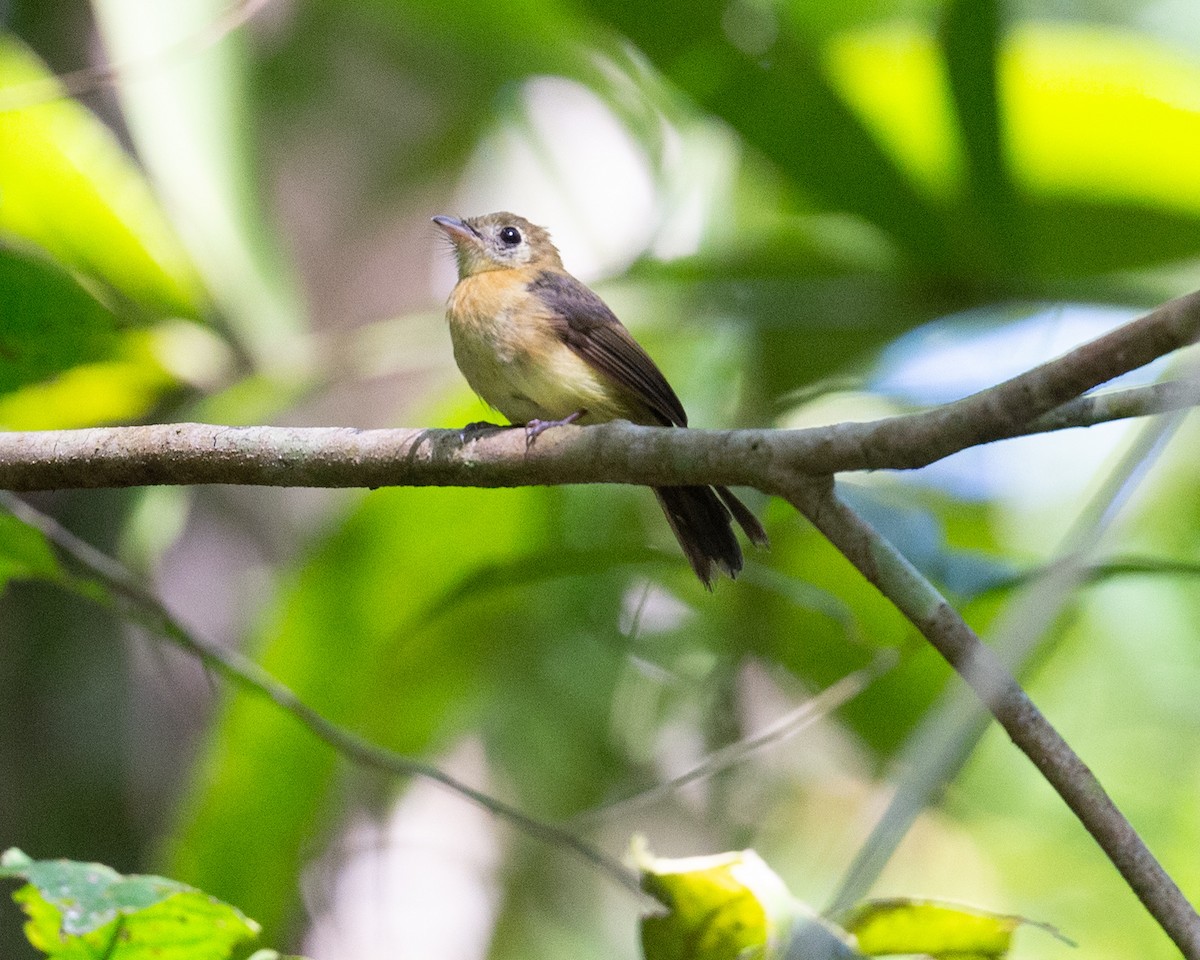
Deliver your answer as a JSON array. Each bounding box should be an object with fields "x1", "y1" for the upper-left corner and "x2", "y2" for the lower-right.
[
  {"x1": 0, "y1": 34, "x2": 202, "y2": 318},
  {"x1": 0, "y1": 248, "x2": 123, "y2": 393},
  {"x1": 91, "y1": 0, "x2": 306, "y2": 368},
  {"x1": 2, "y1": 0, "x2": 1200, "y2": 959},
  {"x1": 0, "y1": 512, "x2": 60, "y2": 589}
]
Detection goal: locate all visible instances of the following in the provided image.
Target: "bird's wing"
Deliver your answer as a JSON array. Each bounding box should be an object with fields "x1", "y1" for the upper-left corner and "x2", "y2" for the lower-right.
[{"x1": 528, "y1": 270, "x2": 688, "y2": 427}]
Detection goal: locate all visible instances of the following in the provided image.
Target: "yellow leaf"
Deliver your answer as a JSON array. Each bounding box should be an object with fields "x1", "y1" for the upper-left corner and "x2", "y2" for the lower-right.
[
  {"x1": 843, "y1": 899, "x2": 1020, "y2": 957},
  {"x1": 636, "y1": 842, "x2": 784, "y2": 960},
  {"x1": 826, "y1": 23, "x2": 1200, "y2": 216}
]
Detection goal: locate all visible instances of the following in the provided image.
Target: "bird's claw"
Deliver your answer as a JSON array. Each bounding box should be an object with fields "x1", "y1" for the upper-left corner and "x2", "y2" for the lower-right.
[
  {"x1": 523, "y1": 411, "x2": 584, "y2": 448},
  {"x1": 458, "y1": 420, "x2": 504, "y2": 443}
]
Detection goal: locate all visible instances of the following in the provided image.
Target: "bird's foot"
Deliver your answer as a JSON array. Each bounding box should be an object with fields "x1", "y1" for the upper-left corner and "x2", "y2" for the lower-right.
[{"x1": 524, "y1": 410, "x2": 584, "y2": 448}]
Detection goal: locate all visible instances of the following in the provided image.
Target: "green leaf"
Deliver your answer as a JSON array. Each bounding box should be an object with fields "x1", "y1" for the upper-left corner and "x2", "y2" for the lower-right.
[
  {"x1": 0, "y1": 34, "x2": 202, "y2": 319},
  {"x1": 635, "y1": 842, "x2": 867, "y2": 960},
  {"x1": 941, "y1": 0, "x2": 1007, "y2": 206},
  {"x1": 842, "y1": 899, "x2": 1020, "y2": 957},
  {"x1": 940, "y1": 0, "x2": 1022, "y2": 275},
  {"x1": 0, "y1": 329, "x2": 177, "y2": 430},
  {"x1": 418, "y1": 544, "x2": 672, "y2": 623},
  {"x1": 0, "y1": 247, "x2": 123, "y2": 395},
  {"x1": 1023, "y1": 197, "x2": 1200, "y2": 277},
  {"x1": 1, "y1": 848, "x2": 259, "y2": 959},
  {"x1": 0, "y1": 247, "x2": 181, "y2": 426},
  {"x1": 0, "y1": 511, "x2": 61, "y2": 589}
]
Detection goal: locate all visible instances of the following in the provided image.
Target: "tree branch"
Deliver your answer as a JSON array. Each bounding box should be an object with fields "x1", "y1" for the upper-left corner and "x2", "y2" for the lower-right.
[
  {"x1": 2, "y1": 289, "x2": 1197, "y2": 949},
  {"x1": 783, "y1": 478, "x2": 1200, "y2": 958},
  {"x1": 830, "y1": 398, "x2": 1193, "y2": 916},
  {"x1": 1027, "y1": 379, "x2": 1200, "y2": 434},
  {"x1": 0, "y1": 290, "x2": 1196, "y2": 494}
]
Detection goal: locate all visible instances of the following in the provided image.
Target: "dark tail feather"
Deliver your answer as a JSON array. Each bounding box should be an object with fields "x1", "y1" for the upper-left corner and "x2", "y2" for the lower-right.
[
  {"x1": 653, "y1": 486, "x2": 767, "y2": 589},
  {"x1": 715, "y1": 486, "x2": 770, "y2": 549}
]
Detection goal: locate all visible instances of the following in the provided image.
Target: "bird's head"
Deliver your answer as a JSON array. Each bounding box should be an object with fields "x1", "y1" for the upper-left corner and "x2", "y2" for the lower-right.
[{"x1": 432, "y1": 212, "x2": 563, "y2": 278}]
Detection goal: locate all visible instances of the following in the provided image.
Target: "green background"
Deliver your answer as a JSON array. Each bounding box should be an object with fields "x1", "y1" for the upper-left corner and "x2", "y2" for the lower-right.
[{"x1": 2, "y1": 0, "x2": 1200, "y2": 957}]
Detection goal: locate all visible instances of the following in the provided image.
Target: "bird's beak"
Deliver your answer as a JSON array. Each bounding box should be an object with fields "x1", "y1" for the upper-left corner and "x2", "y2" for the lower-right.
[{"x1": 432, "y1": 215, "x2": 479, "y2": 246}]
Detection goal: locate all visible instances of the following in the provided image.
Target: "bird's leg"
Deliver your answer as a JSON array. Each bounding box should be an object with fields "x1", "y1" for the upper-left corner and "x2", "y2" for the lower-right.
[{"x1": 524, "y1": 410, "x2": 584, "y2": 447}]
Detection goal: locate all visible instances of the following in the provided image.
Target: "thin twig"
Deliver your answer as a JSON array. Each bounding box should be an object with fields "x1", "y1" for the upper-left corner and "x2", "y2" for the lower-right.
[
  {"x1": 0, "y1": 0, "x2": 276, "y2": 113},
  {"x1": 569, "y1": 650, "x2": 898, "y2": 829},
  {"x1": 784, "y1": 478, "x2": 1200, "y2": 958},
  {"x1": 959, "y1": 553, "x2": 1200, "y2": 600},
  {"x1": 1027, "y1": 379, "x2": 1200, "y2": 434},
  {"x1": 1081, "y1": 555, "x2": 1200, "y2": 582},
  {"x1": 0, "y1": 492, "x2": 654, "y2": 906}
]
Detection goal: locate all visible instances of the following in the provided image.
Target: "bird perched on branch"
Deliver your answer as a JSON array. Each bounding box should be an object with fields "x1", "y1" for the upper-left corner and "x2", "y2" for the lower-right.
[{"x1": 433, "y1": 211, "x2": 768, "y2": 588}]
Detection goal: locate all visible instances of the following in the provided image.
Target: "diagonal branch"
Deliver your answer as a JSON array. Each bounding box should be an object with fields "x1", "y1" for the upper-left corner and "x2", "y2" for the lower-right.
[
  {"x1": 843, "y1": 288, "x2": 1200, "y2": 471},
  {"x1": 831, "y1": 396, "x2": 1193, "y2": 915},
  {"x1": 782, "y1": 478, "x2": 1200, "y2": 958},
  {"x1": 569, "y1": 650, "x2": 898, "y2": 830},
  {"x1": 1026, "y1": 379, "x2": 1200, "y2": 434},
  {"x1": 0, "y1": 492, "x2": 653, "y2": 905}
]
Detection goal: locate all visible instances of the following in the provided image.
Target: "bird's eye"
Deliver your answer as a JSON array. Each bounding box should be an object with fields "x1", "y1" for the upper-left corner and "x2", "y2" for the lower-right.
[{"x1": 498, "y1": 226, "x2": 522, "y2": 246}]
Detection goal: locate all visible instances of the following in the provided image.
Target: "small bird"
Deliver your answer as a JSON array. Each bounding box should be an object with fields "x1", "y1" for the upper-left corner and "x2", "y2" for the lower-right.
[{"x1": 433, "y1": 211, "x2": 768, "y2": 588}]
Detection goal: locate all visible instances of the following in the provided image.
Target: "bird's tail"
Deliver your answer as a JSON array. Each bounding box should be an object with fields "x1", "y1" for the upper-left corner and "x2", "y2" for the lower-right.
[{"x1": 653, "y1": 486, "x2": 769, "y2": 589}]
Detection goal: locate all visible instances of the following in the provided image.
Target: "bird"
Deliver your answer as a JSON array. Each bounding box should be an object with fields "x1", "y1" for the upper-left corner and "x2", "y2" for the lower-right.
[{"x1": 432, "y1": 211, "x2": 768, "y2": 588}]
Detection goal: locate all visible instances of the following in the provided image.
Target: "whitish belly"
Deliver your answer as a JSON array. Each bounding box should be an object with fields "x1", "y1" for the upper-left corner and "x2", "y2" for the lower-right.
[{"x1": 450, "y1": 322, "x2": 628, "y2": 425}]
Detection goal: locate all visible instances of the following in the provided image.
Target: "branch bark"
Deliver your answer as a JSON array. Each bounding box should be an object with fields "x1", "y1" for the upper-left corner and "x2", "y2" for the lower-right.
[
  {"x1": 0, "y1": 376, "x2": 1193, "y2": 494},
  {"x1": 784, "y1": 478, "x2": 1200, "y2": 957},
  {"x1": 2, "y1": 289, "x2": 1199, "y2": 950},
  {"x1": 0, "y1": 287, "x2": 1196, "y2": 494}
]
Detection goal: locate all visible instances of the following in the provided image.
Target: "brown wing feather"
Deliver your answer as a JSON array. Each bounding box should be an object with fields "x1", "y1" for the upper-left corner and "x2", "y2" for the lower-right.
[{"x1": 528, "y1": 270, "x2": 687, "y2": 427}]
